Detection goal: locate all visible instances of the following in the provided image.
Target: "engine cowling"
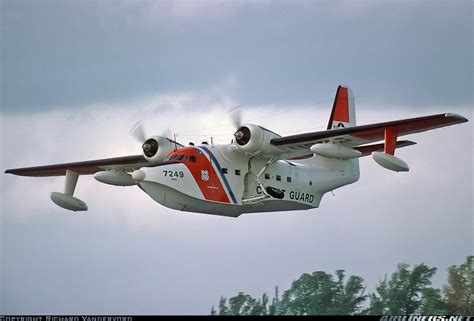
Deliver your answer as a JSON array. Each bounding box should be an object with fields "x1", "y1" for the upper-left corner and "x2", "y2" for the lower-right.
[
  {"x1": 142, "y1": 136, "x2": 175, "y2": 162},
  {"x1": 234, "y1": 124, "x2": 281, "y2": 155}
]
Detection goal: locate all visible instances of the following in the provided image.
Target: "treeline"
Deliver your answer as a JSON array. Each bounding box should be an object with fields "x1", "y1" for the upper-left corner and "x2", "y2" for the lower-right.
[{"x1": 211, "y1": 256, "x2": 472, "y2": 315}]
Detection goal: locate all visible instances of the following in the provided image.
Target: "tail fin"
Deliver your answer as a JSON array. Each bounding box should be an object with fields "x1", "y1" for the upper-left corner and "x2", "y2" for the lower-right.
[{"x1": 327, "y1": 85, "x2": 356, "y2": 129}]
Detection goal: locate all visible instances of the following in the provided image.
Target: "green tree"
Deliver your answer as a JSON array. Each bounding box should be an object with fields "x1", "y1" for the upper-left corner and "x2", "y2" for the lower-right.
[
  {"x1": 366, "y1": 276, "x2": 389, "y2": 314},
  {"x1": 268, "y1": 286, "x2": 280, "y2": 315},
  {"x1": 218, "y1": 297, "x2": 229, "y2": 315},
  {"x1": 256, "y1": 293, "x2": 269, "y2": 315},
  {"x1": 334, "y1": 270, "x2": 367, "y2": 314},
  {"x1": 279, "y1": 270, "x2": 366, "y2": 315},
  {"x1": 367, "y1": 263, "x2": 437, "y2": 314},
  {"x1": 419, "y1": 288, "x2": 452, "y2": 315},
  {"x1": 443, "y1": 255, "x2": 473, "y2": 315},
  {"x1": 216, "y1": 292, "x2": 266, "y2": 315},
  {"x1": 215, "y1": 271, "x2": 366, "y2": 315},
  {"x1": 214, "y1": 260, "x2": 474, "y2": 316}
]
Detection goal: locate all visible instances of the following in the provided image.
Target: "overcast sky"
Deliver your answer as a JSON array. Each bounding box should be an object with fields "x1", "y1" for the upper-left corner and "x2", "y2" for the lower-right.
[{"x1": 1, "y1": 0, "x2": 472, "y2": 315}]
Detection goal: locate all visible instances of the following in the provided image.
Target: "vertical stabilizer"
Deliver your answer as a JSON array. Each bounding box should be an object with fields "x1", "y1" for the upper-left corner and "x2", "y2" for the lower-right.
[
  {"x1": 327, "y1": 85, "x2": 356, "y2": 129},
  {"x1": 322, "y1": 85, "x2": 360, "y2": 186}
]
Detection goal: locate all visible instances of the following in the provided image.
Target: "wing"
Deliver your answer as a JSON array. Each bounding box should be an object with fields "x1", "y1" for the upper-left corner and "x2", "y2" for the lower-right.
[
  {"x1": 271, "y1": 113, "x2": 467, "y2": 156},
  {"x1": 5, "y1": 155, "x2": 151, "y2": 177}
]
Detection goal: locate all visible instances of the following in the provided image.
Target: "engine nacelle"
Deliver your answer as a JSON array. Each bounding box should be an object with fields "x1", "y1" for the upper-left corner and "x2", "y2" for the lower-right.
[
  {"x1": 234, "y1": 124, "x2": 281, "y2": 155},
  {"x1": 142, "y1": 135, "x2": 176, "y2": 162}
]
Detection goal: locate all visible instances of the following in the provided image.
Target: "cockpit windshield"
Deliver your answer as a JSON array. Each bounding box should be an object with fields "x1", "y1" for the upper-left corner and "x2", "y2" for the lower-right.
[{"x1": 165, "y1": 154, "x2": 196, "y2": 163}]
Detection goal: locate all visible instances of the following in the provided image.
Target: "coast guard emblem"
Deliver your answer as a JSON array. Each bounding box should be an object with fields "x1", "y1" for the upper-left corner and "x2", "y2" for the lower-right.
[{"x1": 201, "y1": 170, "x2": 209, "y2": 181}]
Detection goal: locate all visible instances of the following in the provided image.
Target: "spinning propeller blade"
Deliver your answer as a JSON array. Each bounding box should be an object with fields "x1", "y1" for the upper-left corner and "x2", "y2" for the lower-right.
[
  {"x1": 228, "y1": 106, "x2": 242, "y2": 129},
  {"x1": 130, "y1": 121, "x2": 147, "y2": 143}
]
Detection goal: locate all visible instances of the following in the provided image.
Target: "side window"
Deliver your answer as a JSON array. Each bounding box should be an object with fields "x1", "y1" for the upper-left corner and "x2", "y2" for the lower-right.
[
  {"x1": 235, "y1": 169, "x2": 241, "y2": 176},
  {"x1": 287, "y1": 177, "x2": 292, "y2": 183},
  {"x1": 190, "y1": 156, "x2": 196, "y2": 163},
  {"x1": 264, "y1": 173, "x2": 270, "y2": 180},
  {"x1": 222, "y1": 168, "x2": 228, "y2": 174},
  {"x1": 276, "y1": 175, "x2": 281, "y2": 181}
]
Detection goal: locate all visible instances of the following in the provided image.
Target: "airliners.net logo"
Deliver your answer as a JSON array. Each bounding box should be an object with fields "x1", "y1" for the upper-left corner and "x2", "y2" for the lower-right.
[{"x1": 380, "y1": 316, "x2": 471, "y2": 321}]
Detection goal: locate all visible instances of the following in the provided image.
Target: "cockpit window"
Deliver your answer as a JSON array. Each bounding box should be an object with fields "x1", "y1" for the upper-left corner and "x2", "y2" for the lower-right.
[
  {"x1": 165, "y1": 154, "x2": 197, "y2": 163},
  {"x1": 165, "y1": 154, "x2": 181, "y2": 161}
]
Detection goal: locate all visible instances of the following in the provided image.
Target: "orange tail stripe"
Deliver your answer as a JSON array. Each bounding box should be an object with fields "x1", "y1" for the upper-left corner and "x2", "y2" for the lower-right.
[{"x1": 333, "y1": 87, "x2": 350, "y2": 122}]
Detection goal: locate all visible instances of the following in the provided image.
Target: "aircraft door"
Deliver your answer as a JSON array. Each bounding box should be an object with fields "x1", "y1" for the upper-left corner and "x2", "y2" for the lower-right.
[{"x1": 243, "y1": 172, "x2": 260, "y2": 199}]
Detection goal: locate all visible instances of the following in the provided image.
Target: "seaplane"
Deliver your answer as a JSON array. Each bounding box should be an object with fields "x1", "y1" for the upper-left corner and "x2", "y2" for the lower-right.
[{"x1": 5, "y1": 85, "x2": 468, "y2": 217}]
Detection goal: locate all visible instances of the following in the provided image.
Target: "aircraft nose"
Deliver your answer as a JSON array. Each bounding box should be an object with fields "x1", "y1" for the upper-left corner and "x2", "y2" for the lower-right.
[{"x1": 132, "y1": 169, "x2": 146, "y2": 182}]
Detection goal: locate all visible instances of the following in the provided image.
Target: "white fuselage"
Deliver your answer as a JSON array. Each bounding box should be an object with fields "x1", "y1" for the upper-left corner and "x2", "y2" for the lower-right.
[{"x1": 136, "y1": 144, "x2": 360, "y2": 217}]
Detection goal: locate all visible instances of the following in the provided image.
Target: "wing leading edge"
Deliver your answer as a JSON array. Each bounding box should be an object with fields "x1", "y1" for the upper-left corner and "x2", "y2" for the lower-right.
[{"x1": 5, "y1": 155, "x2": 150, "y2": 177}]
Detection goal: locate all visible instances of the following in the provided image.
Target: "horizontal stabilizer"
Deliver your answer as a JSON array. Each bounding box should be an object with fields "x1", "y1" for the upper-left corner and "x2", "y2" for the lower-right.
[{"x1": 355, "y1": 140, "x2": 416, "y2": 156}]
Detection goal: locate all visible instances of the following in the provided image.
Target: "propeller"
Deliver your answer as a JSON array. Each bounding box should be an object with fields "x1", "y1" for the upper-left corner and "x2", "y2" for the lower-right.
[
  {"x1": 130, "y1": 121, "x2": 157, "y2": 157},
  {"x1": 163, "y1": 128, "x2": 173, "y2": 142},
  {"x1": 228, "y1": 106, "x2": 242, "y2": 129},
  {"x1": 130, "y1": 121, "x2": 147, "y2": 143},
  {"x1": 130, "y1": 121, "x2": 177, "y2": 156},
  {"x1": 228, "y1": 106, "x2": 251, "y2": 146},
  {"x1": 130, "y1": 121, "x2": 174, "y2": 142},
  {"x1": 234, "y1": 126, "x2": 251, "y2": 146}
]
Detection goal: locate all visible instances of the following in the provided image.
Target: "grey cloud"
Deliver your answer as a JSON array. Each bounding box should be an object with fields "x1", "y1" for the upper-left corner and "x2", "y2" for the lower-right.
[{"x1": 1, "y1": 1, "x2": 472, "y2": 112}]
